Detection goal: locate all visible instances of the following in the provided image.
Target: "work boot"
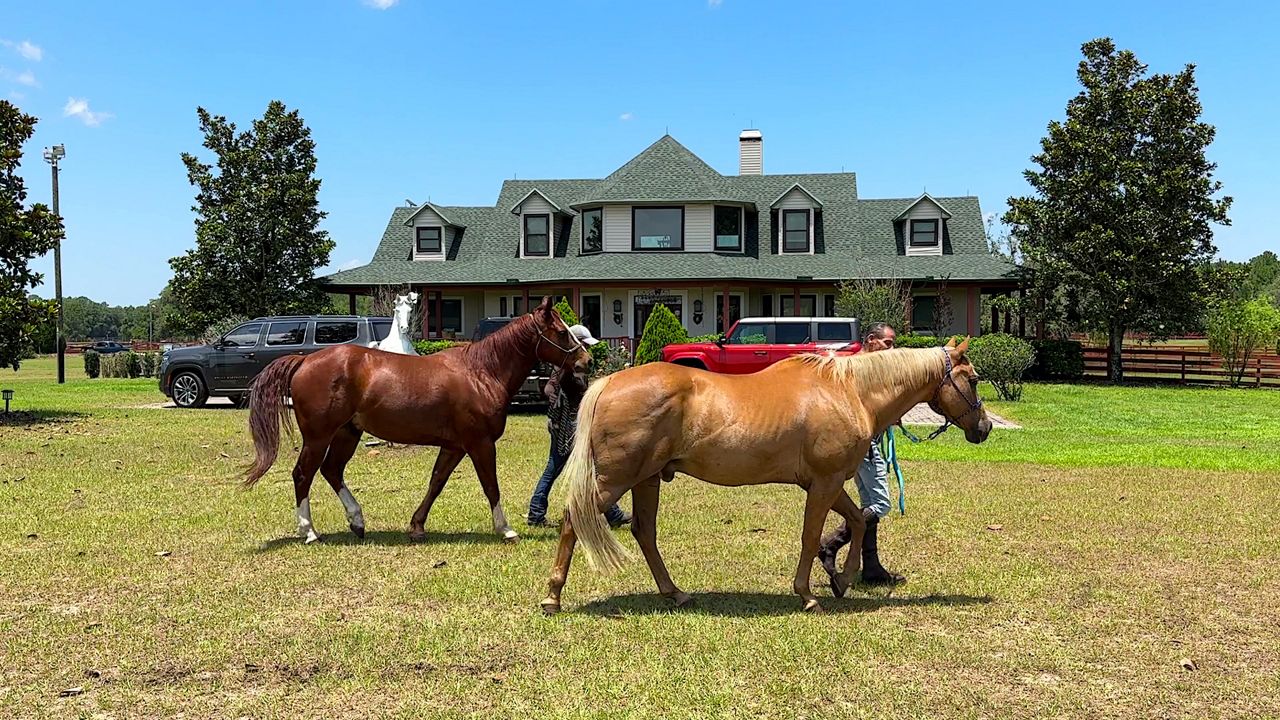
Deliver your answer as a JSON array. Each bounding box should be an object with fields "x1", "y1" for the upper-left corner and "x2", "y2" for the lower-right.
[{"x1": 861, "y1": 515, "x2": 905, "y2": 585}]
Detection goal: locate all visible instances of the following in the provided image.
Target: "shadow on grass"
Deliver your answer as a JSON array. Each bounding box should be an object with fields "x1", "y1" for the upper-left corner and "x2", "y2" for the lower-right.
[
  {"x1": 0, "y1": 409, "x2": 88, "y2": 427},
  {"x1": 252, "y1": 529, "x2": 509, "y2": 552},
  {"x1": 576, "y1": 591, "x2": 993, "y2": 617}
]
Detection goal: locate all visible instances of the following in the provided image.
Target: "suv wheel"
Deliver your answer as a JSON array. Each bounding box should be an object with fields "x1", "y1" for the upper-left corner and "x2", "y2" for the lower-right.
[{"x1": 171, "y1": 371, "x2": 208, "y2": 409}]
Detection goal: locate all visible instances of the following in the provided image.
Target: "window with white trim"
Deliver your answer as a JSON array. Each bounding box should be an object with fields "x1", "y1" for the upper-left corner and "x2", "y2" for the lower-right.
[
  {"x1": 782, "y1": 210, "x2": 810, "y2": 253},
  {"x1": 416, "y1": 226, "x2": 442, "y2": 254},
  {"x1": 524, "y1": 214, "x2": 550, "y2": 256},
  {"x1": 910, "y1": 219, "x2": 939, "y2": 247}
]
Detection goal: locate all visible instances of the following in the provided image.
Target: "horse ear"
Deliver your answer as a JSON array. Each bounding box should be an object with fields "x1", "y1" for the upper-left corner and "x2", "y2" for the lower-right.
[
  {"x1": 537, "y1": 296, "x2": 556, "y2": 321},
  {"x1": 955, "y1": 336, "x2": 971, "y2": 354},
  {"x1": 945, "y1": 337, "x2": 957, "y2": 349}
]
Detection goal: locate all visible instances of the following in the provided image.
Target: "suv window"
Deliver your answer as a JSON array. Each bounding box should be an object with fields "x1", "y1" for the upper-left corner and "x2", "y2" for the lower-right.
[
  {"x1": 728, "y1": 322, "x2": 769, "y2": 344},
  {"x1": 265, "y1": 321, "x2": 307, "y2": 346},
  {"x1": 316, "y1": 320, "x2": 359, "y2": 345},
  {"x1": 370, "y1": 320, "x2": 393, "y2": 342},
  {"x1": 775, "y1": 323, "x2": 810, "y2": 344},
  {"x1": 816, "y1": 322, "x2": 852, "y2": 342},
  {"x1": 222, "y1": 323, "x2": 262, "y2": 347}
]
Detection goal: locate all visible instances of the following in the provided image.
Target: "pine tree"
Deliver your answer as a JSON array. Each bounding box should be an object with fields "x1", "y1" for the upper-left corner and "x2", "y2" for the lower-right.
[{"x1": 634, "y1": 304, "x2": 689, "y2": 365}]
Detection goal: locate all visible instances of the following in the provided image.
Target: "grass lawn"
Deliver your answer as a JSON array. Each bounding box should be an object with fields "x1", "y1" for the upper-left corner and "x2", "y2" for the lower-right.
[{"x1": 2, "y1": 356, "x2": 1278, "y2": 718}]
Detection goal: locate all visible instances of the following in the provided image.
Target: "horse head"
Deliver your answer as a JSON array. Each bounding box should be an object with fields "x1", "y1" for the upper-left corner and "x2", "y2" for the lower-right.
[
  {"x1": 927, "y1": 337, "x2": 993, "y2": 444},
  {"x1": 530, "y1": 296, "x2": 591, "y2": 381},
  {"x1": 394, "y1": 294, "x2": 417, "y2": 335}
]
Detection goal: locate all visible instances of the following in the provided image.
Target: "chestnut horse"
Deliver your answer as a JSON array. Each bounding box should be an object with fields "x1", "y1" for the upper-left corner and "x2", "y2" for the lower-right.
[
  {"x1": 542, "y1": 339, "x2": 991, "y2": 614},
  {"x1": 243, "y1": 297, "x2": 590, "y2": 544}
]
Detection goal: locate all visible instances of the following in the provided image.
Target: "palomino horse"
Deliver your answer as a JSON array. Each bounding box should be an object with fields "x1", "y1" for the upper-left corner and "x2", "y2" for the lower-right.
[
  {"x1": 542, "y1": 339, "x2": 991, "y2": 614},
  {"x1": 243, "y1": 297, "x2": 590, "y2": 544},
  {"x1": 370, "y1": 292, "x2": 419, "y2": 355}
]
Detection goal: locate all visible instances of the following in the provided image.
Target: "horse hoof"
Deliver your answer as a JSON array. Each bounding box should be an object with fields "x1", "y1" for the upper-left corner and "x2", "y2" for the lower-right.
[
  {"x1": 668, "y1": 592, "x2": 694, "y2": 608},
  {"x1": 540, "y1": 599, "x2": 561, "y2": 616},
  {"x1": 831, "y1": 575, "x2": 849, "y2": 599},
  {"x1": 803, "y1": 598, "x2": 824, "y2": 613},
  {"x1": 502, "y1": 532, "x2": 520, "y2": 544},
  {"x1": 350, "y1": 524, "x2": 366, "y2": 539},
  {"x1": 407, "y1": 530, "x2": 427, "y2": 543},
  {"x1": 302, "y1": 533, "x2": 321, "y2": 545}
]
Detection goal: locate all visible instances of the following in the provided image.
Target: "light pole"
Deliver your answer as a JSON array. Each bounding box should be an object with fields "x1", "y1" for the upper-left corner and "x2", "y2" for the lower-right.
[{"x1": 43, "y1": 144, "x2": 66, "y2": 384}]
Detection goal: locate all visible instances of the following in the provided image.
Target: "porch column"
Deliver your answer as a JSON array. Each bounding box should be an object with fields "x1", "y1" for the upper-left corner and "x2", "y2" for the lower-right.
[
  {"x1": 1003, "y1": 293, "x2": 1013, "y2": 334},
  {"x1": 1035, "y1": 295, "x2": 1046, "y2": 340},
  {"x1": 572, "y1": 286, "x2": 581, "y2": 318},
  {"x1": 966, "y1": 286, "x2": 980, "y2": 336},
  {"x1": 721, "y1": 286, "x2": 730, "y2": 334},
  {"x1": 792, "y1": 287, "x2": 801, "y2": 317},
  {"x1": 904, "y1": 292, "x2": 914, "y2": 333},
  {"x1": 990, "y1": 295, "x2": 999, "y2": 335},
  {"x1": 435, "y1": 290, "x2": 444, "y2": 339},
  {"x1": 421, "y1": 287, "x2": 431, "y2": 339},
  {"x1": 347, "y1": 292, "x2": 356, "y2": 315},
  {"x1": 522, "y1": 286, "x2": 530, "y2": 316},
  {"x1": 1019, "y1": 289, "x2": 1027, "y2": 338}
]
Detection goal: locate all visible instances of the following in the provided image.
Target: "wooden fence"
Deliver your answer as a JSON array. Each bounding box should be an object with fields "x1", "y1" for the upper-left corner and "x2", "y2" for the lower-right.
[{"x1": 1083, "y1": 346, "x2": 1280, "y2": 387}]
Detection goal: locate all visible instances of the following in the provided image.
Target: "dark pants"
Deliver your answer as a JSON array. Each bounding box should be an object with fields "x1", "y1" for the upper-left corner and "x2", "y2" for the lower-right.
[{"x1": 527, "y1": 448, "x2": 625, "y2": 524}]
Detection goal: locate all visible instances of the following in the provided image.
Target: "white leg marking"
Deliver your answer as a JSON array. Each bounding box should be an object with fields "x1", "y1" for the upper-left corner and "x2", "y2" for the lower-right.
[
  {"x1": 338, "y1": 486, "x2": 365, "y2": 529},
  {"x1": 492, "y1": 504, "x2": 519, "y2": 541},
  {"x1": 297, "y1": 497, "x2": 320, "y2": 544}
]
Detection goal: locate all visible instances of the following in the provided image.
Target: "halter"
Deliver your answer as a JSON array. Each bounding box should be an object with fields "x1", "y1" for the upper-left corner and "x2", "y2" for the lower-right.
[
  {"x1": 534, "y1": 324, "x2": 586, "y2": 374},
  {"x1": 904, "y1": 347, "x2": 985, "y2": 441}
]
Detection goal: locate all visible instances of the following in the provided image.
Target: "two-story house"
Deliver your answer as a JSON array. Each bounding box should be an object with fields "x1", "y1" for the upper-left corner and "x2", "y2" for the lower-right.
[{"x1": 323, "y1": 131, "x2": 1019, "y2": 344}]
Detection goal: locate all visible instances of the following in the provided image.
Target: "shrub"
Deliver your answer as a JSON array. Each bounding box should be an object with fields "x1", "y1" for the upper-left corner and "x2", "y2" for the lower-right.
[
  {"x1": 139, "y1": 352, "x2": 161, "y2": 378},
  {"x1": 83, "y1": 349, "x2": 101, "y2": 379},
  {"x1": 123, "y1": 351, "x2": 142, "y2": 378},
  {"x1": 895, "y1": 334, "x2": 945, "y2": 349},
  {"x1": 592, "y1": 342, "x2": 632, "y2": 378},
  {"x1": 554, "y1": 298, "x2": 609, "y2": 365},
  {"x1": 834, "y1": 278, "x2": 911, "y2": 331},
  {"x1": 201, "y1": 315, "x2": 250, "y2": 346},
  {"x1": 1027, "y1": 339, "x2": 1084, "y2": 380},
  {"x1": 634, "y1": 304, "x2": 688, "y2": 365},
  {"x1": 689, "y1": 333, "x2": 721, "y2": 343},
  {"x1": 412, "y1": 339, "x2": 463, "y2": 355},
  {"x1": 967, "y1": 333, "x2": 1036, "y2": 401},
  {"x1": 1206, "y1": 296, "x2": 1280, "y2": 387}
]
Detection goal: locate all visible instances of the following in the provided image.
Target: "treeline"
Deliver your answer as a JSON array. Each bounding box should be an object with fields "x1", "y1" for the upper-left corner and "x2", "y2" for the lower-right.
[{"x1": 1217, "y1": 251, "x2": 1280, "y2": 306}]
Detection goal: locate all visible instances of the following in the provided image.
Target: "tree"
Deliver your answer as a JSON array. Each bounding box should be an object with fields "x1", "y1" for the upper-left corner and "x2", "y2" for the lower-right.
[
  {"x1": 0, "y1": 101, "x2": 61, "y2": 370},
  {"x1": 1206, "y1": 297, "x2": 1280, "y2": 387},
  {"x1": 634, "y1": 304, "x2": 688, "y2": 365},
  {"x1": 553, "y1": 297, "x2": 608, "y2": 365},
  {"x1": 1005, "y1": 38, "x2": 1231, "y2": 381},
  {"x1": 834, "y1": 278, "x2": 911, "y2": 334},
  {"x1": 168, "y1": 101, "x2": 333, "y2": 336}
]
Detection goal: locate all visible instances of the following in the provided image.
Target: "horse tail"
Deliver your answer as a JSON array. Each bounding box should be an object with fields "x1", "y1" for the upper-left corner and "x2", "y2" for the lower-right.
[
  {"x1": 565, "y1": 373, "x2": 632, "y2": 572},
  {"x1": 244, "y1": 354, "x2": 306, "y2": 488}
]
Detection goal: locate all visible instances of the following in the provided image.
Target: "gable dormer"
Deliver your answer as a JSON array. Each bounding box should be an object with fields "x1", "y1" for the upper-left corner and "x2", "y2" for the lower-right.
[
  {"x1": 895, "y1": 193, "x2": 952, "y2": 257},
  {"x1": 509, "y1": 189, "x2": 571, "y2": 258},
  {"x1": 403, "y1": 202, "x2": 464, "y2": 261},
  {"x1": 771, "y1": 184, "x2": 822, "y2": 255}
]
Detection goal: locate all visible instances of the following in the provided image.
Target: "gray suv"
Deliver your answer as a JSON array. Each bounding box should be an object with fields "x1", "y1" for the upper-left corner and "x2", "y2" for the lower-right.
[
  {"x1": 159, "y1": 315, "x2": 392, "y2": 408},
  {"x1": 471, "y1": 317, "x2": 551, "y2": 404}
]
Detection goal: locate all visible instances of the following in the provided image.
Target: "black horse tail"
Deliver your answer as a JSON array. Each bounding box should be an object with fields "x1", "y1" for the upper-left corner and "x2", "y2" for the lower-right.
[{"x1": 244, "y1": 355, "x2": 306, "y2": 488}]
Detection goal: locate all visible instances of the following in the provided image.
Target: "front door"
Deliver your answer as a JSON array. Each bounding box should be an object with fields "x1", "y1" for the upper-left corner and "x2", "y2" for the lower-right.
[
  {"x1": 212, "y1": 322, "x2": 264, "y2": 389},
  {"x1": 633, "y1": 295, "x2": 683, "y2": 342}
]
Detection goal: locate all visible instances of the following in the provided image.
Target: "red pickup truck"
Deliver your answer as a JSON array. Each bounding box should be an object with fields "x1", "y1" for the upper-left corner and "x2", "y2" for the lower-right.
[{"x1": 661, "y1": 317, "x2": 862, "y2": 373}]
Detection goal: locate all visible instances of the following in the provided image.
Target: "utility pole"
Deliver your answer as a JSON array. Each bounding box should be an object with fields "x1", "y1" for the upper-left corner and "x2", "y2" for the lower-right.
[{"x1": 43, "y1": 144, "x2": 66, "y2": 384}]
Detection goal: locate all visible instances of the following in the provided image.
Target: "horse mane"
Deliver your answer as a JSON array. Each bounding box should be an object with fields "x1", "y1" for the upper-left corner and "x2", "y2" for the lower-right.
[
  {"x1": 462, "y1": 313, "x2": 537, "y2": 368},
  {"x1": 792, "y1": 347, "x2": 944, "y2": 397}
]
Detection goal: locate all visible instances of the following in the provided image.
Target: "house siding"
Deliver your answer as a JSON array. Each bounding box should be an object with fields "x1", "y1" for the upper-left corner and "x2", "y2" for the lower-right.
[
  {"x1": 412, "y1": 207, "x2": 448, "y2": 261},
  {"x1": 685, "y1": 204, "x2": 713, "y2": 252},
  {"x1": 603, "y1": 205, "x2": 631, "y2": 253},
  {"x1": 904, "y1": 198, "x2": 947, "y2": 257},
  {"x1": 518, "y1": 194, "x2": 556, "y2": 258}
]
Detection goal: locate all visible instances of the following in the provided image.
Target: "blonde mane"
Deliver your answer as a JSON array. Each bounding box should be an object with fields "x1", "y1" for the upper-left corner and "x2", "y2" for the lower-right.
[{"x1": 792, "y1": 347, "x2": 945, "y2": 397}]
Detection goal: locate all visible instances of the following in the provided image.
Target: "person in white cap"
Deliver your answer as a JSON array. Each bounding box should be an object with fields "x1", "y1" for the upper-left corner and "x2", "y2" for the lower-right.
[{"x1": 525, "y1": 324, "x2": 631, "y2": 528}]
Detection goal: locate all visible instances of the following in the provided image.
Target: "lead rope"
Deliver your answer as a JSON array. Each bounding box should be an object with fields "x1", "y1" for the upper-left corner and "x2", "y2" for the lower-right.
[{"x1": 882, "y1": 427, "x2": 907, "y2": 516}]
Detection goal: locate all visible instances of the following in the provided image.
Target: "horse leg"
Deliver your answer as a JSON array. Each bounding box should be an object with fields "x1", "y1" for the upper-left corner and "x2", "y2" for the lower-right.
[
  {"x1": 631, "y1": 476, "x2": 691, "y2": 607},
  {"x1": 827, "y1": 490, "x2": 867, "y2": 599},
  {"x1": 408, "y1": 446, "x2": 466, "y2": 541},
  {"x1": 541, "y1": 509, "x2": 578, "y2": 615},
  {"x1": 320, "y1": 422, "x2": 366, "y2": 539},
  {"x1": 469, "y1": 440, "x2": 519, "y2": 543},
  {"x1": 293, "y1": 442, "x2": 328, "y2": 544},
  {"x1": 794, "y1": 478, "x2": 843, "y2": 612}
]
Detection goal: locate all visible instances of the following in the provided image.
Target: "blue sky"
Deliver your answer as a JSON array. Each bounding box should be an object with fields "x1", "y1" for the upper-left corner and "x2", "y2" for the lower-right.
[{"x1": 4, "y1": 0, "x2": 1276, "y2": 306}]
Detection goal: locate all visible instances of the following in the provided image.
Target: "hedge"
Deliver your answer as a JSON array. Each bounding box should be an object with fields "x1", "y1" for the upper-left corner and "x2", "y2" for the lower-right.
[
  {"x1": 413, "y1": 340, "x2": 464, "y2": 355},
  {"x1": 98, "y1": 351, "x2": 163, "y2": 379},
  {"x1": 83, "y1": 350, "x2": 101, "y2": 379},
  {"x1": 1027, "y1": 339, "x2": 1084, "y2": 380}
]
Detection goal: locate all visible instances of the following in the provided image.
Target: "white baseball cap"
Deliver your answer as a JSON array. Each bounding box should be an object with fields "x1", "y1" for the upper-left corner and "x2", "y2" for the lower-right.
[{"x1": 568, "y1": 324, "x2": 600, "y2": 346}]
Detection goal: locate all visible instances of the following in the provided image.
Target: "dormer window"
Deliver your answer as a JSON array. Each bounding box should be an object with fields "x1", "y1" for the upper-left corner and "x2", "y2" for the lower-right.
[
  {"x1": 910, "y1": 219, "x2": 938, "y2": 247},
  {"x1": 782, "y1": 209, "x2": 810, "y2": 253},
  {"x1": 523, "y1": 214, "x2": 550, "y2": 257},
  {"x1": 714, "y1": 205, "x2": 742, "y2": 252},
  {"x1": 581, "y1": 208, "x2": 602, "y2": 254},
  {"x1": 416, "y1": 227, "x2": 442, "y2": 254}
]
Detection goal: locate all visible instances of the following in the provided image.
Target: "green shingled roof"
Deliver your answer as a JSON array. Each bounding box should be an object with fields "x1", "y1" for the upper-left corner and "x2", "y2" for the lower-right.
[{"x1": 327, "y1": 135, "x2": 1018, "y2": 288}]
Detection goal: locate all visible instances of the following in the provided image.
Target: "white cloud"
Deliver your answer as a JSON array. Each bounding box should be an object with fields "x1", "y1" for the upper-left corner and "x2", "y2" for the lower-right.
[
  {"x1": 708, "y1": 0, "x2": 723, "y2": 7},
  {"x1": 363, "y1": 0, "x2": 398, "y2": 8},
  {"x1": 619, "y1": 112, "x2": 634, "y2": 121},
  {"x1": 0, "y1": 66, "x2": 38, "y2": 87},
  {"x1": 63, "y1": 97, "x2": 112, "y2": 127},
  {"x1": 8, "y1": 90, "x2": 24, "y2": 101},
  {"x1": 2, "y1": 39, "x2": 43, "y2": 61}
]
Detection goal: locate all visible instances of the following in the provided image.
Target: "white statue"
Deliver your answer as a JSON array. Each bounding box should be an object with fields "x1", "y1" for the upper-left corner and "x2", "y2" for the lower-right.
[{"x1": 371, "y1": 292, "x2": 419, "y2": 355}]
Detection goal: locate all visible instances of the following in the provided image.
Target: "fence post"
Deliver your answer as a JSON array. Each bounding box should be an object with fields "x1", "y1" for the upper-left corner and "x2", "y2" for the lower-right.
[
  {"x1": 1180, "y1": 352, "x2": 1186, "y2": 383},
  {"x1": 1258, "y1": 356, "x2": 1263, "y2": 387}
]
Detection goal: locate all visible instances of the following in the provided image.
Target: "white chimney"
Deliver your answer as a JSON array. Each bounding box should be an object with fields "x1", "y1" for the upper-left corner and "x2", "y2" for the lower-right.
[{"x1": 738, "y1": 129, "x2": 763, "y2": 175}]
